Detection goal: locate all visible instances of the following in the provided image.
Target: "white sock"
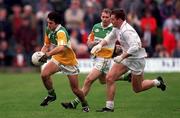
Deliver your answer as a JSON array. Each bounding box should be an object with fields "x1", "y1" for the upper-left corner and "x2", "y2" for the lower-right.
[
  {"x1": 106, "y1": 101, "x2": 114, "y2": 109},
  {"x1": 153, "y1": 79, "x2": 160, "y2": 86}
]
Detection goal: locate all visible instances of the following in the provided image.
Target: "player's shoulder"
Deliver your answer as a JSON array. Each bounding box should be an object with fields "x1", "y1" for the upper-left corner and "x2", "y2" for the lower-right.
[
  {"x1": 56, "y1": 26, "x2": 69, "y2": 36},
  {"x1": 121, "y1": 22, "x2": 135, "y2": 32},
  {"x1": 93, "y1": 23, "x2": 101, "y2": 28},
  {"x1": 57, "y1": 25, "x2": 67, "y2": 32}
]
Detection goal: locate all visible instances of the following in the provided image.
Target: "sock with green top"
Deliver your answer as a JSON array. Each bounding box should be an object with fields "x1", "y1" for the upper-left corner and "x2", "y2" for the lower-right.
[
  {"x1": 81, "y1": 100, "x2": 88, "y2": 107},
  {"x1": 48, "y1": 89, "x2": 56, "y2": 97}
]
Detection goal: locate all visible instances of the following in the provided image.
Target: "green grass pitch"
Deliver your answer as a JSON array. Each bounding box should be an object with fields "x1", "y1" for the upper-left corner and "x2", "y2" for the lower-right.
[{"x1": 0, "y1": 72, "x2": 180, "y2": 118}]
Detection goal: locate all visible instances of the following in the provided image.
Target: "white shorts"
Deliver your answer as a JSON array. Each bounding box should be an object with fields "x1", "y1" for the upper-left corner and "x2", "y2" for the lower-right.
[
  {"x1": 121, "y1": 58, "x2": 145, "y2": 75},
  {"x1": 93, "y1": 57, "x2": 111, "y2": 74},
  {"x1": 51, "y1": 58, "x2": 79, "y2": 75}
]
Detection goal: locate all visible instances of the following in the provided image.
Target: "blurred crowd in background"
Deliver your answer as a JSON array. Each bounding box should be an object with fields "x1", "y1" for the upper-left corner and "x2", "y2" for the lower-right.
[{"x1": 0, "y1": 0, "x2": 179, "y2": 67}]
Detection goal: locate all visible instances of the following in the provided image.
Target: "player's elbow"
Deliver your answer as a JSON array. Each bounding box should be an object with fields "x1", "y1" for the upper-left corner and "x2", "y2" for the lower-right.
[{"x1": 127, "y1": 46, "x2": 139, "y2": 54}]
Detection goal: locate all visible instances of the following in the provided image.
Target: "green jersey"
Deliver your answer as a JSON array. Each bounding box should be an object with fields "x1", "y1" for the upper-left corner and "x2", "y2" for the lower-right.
[{"x1": 88, "y1": 22, "x2": 115, "y2": 58}]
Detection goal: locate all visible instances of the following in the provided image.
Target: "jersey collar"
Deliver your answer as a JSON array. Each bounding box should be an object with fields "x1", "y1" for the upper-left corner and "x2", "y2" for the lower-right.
[
  {"x1": 101, "y1": 22, "x2": 112, "y2": 29},
  {"x1": 119, "y1": 20, "x2": 127, "y2": 30},
  {"x1": 55, "y1": 24, "x2": 62, "y2": 32}
]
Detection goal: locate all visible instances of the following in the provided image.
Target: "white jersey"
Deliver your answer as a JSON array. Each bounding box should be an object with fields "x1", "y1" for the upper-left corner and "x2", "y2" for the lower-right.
[{"x1": 105, "y1": 21, "x2": 147, "y2": 59}]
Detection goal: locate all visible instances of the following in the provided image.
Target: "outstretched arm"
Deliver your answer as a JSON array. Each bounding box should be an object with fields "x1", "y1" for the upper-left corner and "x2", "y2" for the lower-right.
[{"x1": 91, "y1": 28, "x2": 117, "y2": 54}]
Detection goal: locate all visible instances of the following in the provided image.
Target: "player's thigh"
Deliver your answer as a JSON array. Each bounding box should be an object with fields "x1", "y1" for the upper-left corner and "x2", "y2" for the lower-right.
[
  {"x1": 67, "y1": 74, "x2": 79, "y2": 89},
  {"x1": 131, "y1": 74, "x2": 144, "y2": 89},
  {"x1": 41, "y1": 61, "x2": 59, "y2": 76},
  {"x1": 86, "y1": 68, "x2": 102, "y2": 82},
  {"x1": 107, "y1": 63, "x2": 128, "y2": 80}
]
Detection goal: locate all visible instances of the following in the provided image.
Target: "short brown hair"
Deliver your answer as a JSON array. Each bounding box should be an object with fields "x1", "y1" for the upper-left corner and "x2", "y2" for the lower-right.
[
  {"x1": 111, "y1": 9, "x2": 126, "y2": 21},
  {"x1": 102, "y1": 8, "x2": 112, "y2": 15},
  {"x1": 47, "y1": 11, "x2": 61, "y2": 24}
]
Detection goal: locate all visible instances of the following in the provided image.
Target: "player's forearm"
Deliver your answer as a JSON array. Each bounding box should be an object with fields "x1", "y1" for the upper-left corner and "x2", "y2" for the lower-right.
[
  {"x1": 98, "y1": 40, "x2": 108, "y2": 47},
  {"x1": 87, "y1": 40, "x2": 99, "y2": 48},
  {"x1": 127, "y1": 44, "x2": 139, "y2": 55},
  {"x1": 46, "y1": 46, "x2": 65, "y2": 56},
  {"x1": 121, "y1": 52, "x2": 131, "y2": 59},
  {"x1": 41, "y1": 45, "x2": 49, "y2": 52}
]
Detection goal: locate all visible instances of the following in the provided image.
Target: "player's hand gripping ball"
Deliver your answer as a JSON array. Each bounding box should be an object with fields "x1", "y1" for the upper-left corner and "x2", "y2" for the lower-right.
[{"x1": 31, "y1": 51, "x2": 47, "y2": 66}]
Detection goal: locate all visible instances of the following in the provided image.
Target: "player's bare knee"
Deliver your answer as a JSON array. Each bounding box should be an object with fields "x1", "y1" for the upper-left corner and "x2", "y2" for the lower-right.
[
  {"x1": 40, "y1": 72, "x2": 49, "y2": 80},
  {"x1": 106, "y1": 75, "x2": 114, "y2": 84},
  {"x1": 40, "y1": 73, "x2": 45, "y2": 79}
]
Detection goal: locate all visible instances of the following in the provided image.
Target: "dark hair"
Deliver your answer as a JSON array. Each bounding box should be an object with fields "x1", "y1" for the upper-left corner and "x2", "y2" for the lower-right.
[
  {"x1": 111, "y1": 9, "x2": 126, "y2": 21},
  {"x1": 102, "y1": 8, "x2": 112, "y2": 15},
  {"x1": 47, "y1": 11, "x2": 61, "y2": 24}
]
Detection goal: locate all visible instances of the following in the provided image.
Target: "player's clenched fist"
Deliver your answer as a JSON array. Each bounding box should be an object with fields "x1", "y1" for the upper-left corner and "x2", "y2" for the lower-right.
[{"x1": 113, "y1": 55, "x2": 123, "y2": 63}]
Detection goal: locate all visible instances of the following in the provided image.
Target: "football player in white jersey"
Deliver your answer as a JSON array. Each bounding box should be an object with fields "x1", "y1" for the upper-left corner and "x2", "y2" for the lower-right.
[
  {"x1": 61, "y1": 8, "x2": 131, "y2": 109},
  {"x1": 91, "y1": 9, "x2": 166, "y2": 112}
]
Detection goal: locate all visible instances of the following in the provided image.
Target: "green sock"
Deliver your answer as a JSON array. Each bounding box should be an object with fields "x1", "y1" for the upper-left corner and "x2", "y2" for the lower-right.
[
  {"x1": 48, "y1": 89, "x2": 56, "y2": 96},
  {"x1": 81, "y1": 100, "x2": 88, "y2": 107},
  {"x1": 71, "y1": 98, "x2": 80, "y2": 107}
]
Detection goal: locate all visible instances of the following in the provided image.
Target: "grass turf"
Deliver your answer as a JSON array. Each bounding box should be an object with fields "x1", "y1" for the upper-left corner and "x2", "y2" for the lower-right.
[{"x1": 0, "y1": 72, "x2": 179, "y2": 118}]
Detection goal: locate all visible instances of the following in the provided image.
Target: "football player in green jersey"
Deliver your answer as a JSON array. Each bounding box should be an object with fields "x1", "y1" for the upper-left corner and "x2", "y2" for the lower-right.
[{"x1": 38, "y1": 11, "x2": 89, "y2": 112}]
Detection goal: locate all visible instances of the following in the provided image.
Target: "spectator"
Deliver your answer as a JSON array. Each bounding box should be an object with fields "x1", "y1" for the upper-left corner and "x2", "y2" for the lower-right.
[
  {"x1": 0, "y1": 0, "x2": 7, "y2": 9},
  {"x1": 14, "y1": 16, "x2": 37, "y2": 66},
  {"x1": 141, "y1": 0, "x2": 161, "y2": 27},
  {"x1": 163, "y1": 13, "x2": 180, "y2": 41},
  {"x1": 64, "y1": 0, "x2": 84, "y2": 31},
  {"x1": 0, "y1": 7, "x2": 12, "y2": 41},
  {"x1": 13, "y1": 45, "x2": 26, "y2": 67},
  {"x1": 49, "y1": 0, "x2": 69, "y2": 13},
  {"x1": 140, "y1": 9, "x2": 158, "y2": 52},
  {"x1": 173, "y1": 40, "x2": 180, "y2": 57},
  {"x1": 69, "y1": 27, "x2": 89, "y2": 58},
  {"x1": 83, "y1": 1, "x2": 100, "y2": 33},
  {"x1": 70, "y1": 29, "x2": 79, "y2": 51},
  {"x1": 0, "y1": 40, "x2": 8, "y2": 66},
  {"x1": 127, "y1": 9, "x2": 141, "y2": 35},
  {"x1": 22, "y1": 4, "x2": 37, "y2": 29},
  {"x1": 9, "y1": 4, "x2": 23, "y2": 36},
  {"x1": 3, "y1": 0, "x2": 23, "y2": 14},
  {"x1": 35, "y1": 0, "x2": 53, "y2": 45},
  {"x1": 153, "y1": 44, "x2": 170, "y2": 58},
  {"x1": 159, "y1": 0, "x2": 176, "y2": 23},
  {"x1": 82, "y1": 0, "x2": 102, "y2": 15},
  {"x1": 175, "y1": 0, "x2": 180, "y2": 18},
  {"x1": 22, "y1": 0, "x2": 36, "y2": 7},
  {"x1": 104, "y1": 0, "x2": 116, "y2": 10},
  {"x1": 35, "y1": 0, "x2": 53, "y2": 12},
  {"x1": 162, "y1": 27, "x2": 176, "y2": 56}
]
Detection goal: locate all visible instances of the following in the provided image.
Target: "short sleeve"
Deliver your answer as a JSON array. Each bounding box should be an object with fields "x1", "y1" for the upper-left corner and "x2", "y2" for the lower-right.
[{"x1": 56, "y1": 31, "x2": 68, "y2": 46}]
